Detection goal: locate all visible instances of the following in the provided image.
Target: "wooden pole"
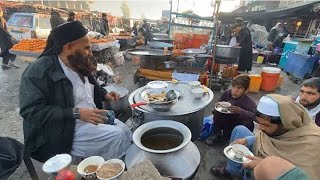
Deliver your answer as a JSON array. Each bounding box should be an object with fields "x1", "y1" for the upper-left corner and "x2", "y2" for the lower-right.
[{"x1": 209, "y1": 0, "x2": 221, "y2": 87}]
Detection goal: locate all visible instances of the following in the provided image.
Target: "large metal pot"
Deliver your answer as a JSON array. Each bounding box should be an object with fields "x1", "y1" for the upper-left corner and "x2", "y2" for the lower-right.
[
  {"x1": 214, "y1": 45, "x2": 241, "y2": 59},
  {"x1": 194, "y1": 54, "x2": 212, "y2": 66},
  {"x1": 127, "y1": 49, "x2": 171, "y2": 70},
  {"x1": 125, "y1": 120, "x2": 200, "y2": 179},
  {"x1": 103, "y1": 85, "x2": 129, "y2": 116}
]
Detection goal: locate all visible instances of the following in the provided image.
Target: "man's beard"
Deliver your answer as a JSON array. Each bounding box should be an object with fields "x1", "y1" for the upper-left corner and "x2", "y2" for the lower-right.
[
  {"x1": 300, "y1": 98, "x2": 320, "y2": 109},
  {"x1": 68, "y1": 50, "x2": 93, "y2": 77}
]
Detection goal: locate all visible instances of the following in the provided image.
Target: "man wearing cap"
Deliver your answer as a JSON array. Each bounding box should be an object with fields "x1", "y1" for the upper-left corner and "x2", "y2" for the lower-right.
[
  {"x1": 205, "y1": 75, "x2": 256, "y2": 145},
  {"x1": 19, "y1": 21, "x2": 132, "y2": 162},
  {"x1": 296, "y1": 77, "x2": 320, "y2": 126},
  {"x1": 210, "y1": 94, "x2": 320, "y2": 180}
]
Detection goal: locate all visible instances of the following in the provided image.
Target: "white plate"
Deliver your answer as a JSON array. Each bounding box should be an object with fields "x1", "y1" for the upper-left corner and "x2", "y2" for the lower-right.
[
  {"x1": 42, "y1": 154, "x2": 72, "y2": 175},
  {"x1": 147, "y1": 81, "x2": 168, "y2": 89},
  {"x1": 223, "y1": 145, "x2": 254, "y2": 164},
  {"x1": 215, "y1": 105, "x2": 232, "y2": 114}
]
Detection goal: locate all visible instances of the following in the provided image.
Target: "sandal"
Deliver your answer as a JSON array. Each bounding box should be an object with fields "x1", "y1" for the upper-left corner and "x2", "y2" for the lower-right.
[
  {"x1": 210, "y1": 165, "x2": 231, "y2": 178},
  {"x1": 205, "y1": 135, "x2": 225, "y2": 146}
]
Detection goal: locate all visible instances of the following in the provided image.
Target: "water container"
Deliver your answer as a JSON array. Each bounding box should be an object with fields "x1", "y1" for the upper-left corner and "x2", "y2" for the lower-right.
[
  {"x1": 260, "y1": 67, "x2": 281, "y2": 92},
  {"x1": 249, "y1": 74, "x2": 262, "y2": 93}
]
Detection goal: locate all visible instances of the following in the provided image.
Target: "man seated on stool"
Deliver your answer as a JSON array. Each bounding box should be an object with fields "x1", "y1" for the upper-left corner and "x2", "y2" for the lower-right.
[
  {"x1": 296, "y1": 77, "x2": 320, "y2": 126},
  {"x1": 19, "y1": 21, "x2": 132, "y2": 163},
  {"x1": 205, "y1": 75, "x2": 256, "y2": 145}
]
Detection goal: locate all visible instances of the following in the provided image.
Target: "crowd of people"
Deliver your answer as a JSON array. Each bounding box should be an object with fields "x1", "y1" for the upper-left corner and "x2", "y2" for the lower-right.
[{"x1": 205, "y1": 75, "x2": 320, "y2": 180}]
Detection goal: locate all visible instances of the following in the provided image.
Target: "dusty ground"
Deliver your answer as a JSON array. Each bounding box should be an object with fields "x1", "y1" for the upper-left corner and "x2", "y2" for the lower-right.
[{"x1": 1, "y1": 56, "x2": 300, "y2": 180}]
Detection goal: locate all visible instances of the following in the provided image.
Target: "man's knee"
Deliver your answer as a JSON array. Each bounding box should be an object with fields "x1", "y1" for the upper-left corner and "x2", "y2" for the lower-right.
[{"x1": 233, "y1": 125, "x2": 250, "y2": 134}]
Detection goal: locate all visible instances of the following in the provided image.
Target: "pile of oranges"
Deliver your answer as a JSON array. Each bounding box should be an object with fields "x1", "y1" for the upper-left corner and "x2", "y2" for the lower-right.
[
  {"x1": 90, "y1": 36, "x2": 116, "y2": 44},
  {"x1": 12, "y1": 39, "x2": 46, "y2": 53}
]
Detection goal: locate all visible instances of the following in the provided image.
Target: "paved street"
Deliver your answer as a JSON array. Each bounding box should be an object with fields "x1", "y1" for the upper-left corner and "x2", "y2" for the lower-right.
[{"x1": 1, "y1": 57, "x2": 300, "y2": 180}]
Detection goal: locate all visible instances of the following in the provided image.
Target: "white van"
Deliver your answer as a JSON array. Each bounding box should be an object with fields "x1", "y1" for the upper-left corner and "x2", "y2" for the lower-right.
[{"x1": 6, "y1": 13, "x2": 51, "y2": 40}]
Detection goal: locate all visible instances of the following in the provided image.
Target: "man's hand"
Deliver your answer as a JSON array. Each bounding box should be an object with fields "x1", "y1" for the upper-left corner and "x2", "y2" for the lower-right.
[
  {"x1": 230, "y1": 138, "x2": 247, "y2": 146},
  {"x1": 228, "y1": 105, "x2": 242, "y2": 114},
  {"x1": 105, "y1": 91, "x2": 120, "y2": 102},
  {"x1": 79, "y1": 108, "x2": 107, "y2": 125},
  {"x1": 243, "y1": 156, "x2": 263, "y2": 169},
  {"x1": 112, "y1": 75, "x2": 123, "y2": 84}
]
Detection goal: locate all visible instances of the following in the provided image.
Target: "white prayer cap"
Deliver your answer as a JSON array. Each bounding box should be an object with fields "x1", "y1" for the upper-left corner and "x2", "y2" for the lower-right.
[{"x1": 257, "y1": 96, "x2": 280, "y2": 117}]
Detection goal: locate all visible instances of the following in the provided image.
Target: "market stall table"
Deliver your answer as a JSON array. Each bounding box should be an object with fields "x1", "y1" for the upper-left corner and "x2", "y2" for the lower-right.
[
  {"x1": 112, "y1": 35, "x2": 135, "y2": 50},
  {"x1": 128, "y1": 82, "x2": 214, "y2": 140}
]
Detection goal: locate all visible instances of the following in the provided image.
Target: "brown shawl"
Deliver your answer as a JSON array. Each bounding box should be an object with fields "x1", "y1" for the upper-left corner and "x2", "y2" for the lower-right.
[{"x1": 254, "y1": 94, "x2": 320, "y2": 180}]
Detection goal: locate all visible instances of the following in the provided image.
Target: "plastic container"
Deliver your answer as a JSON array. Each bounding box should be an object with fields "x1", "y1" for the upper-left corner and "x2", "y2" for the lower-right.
[
  {"x1": 257, "y1": 56, "x2": 264, "y2": 64},
  {"x1": 277, "y1": 75, "x2": 284, "y2": 88},
  {"x1": 260, "y1": 67, "x2": 281, "y2": 92},
  {"x1": 249, "y1": 74, "x2": 262, "y2": 93}
]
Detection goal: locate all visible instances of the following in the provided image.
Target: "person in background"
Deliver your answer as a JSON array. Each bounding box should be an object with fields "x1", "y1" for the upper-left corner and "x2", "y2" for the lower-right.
[
  {"x1": 0, "y1": 6, "x2": 18, "y2": 70},
  {"x1": 205, "y1": 75, "x2": 256, "y2": 145},
  {"x1": 50, "y1": 9, "x2": 65, "y2": 29},
  {"x1": 132, "y1": 22, "x2": 138, "y2": 36},
  {"x1": 210, "y1": 95, "x2": 320, "y2": 180},
  {"x1": 67, "y1": 11, "x2": 76, "y2": 22},
  {"x1": 19, "y1": 21, "x2": 132, "y2": 162},
  {"x1": 271, "y1": 33, "x2": 287, "y2": 49},
  {"x1": 100, "y1": 13, "x2": 109, "y2": 36},
  {"x1": 267, "y1": 23, "x2": 281, "y2": 42},
  {"x1": 296, "y1": 77, "x2": 320, "y2": 126},
  {"x1": 232, "y1": 23, "x2": 253, "y2": 72}
]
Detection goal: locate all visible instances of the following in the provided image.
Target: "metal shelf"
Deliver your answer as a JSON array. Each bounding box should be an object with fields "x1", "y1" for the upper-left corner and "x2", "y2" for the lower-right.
[
  {"x1": 171, "y1": 12, "x2": 214, "y2": 21},
  {"x1": 170, "y1": 23, "x2": 214, "y2": 30}
]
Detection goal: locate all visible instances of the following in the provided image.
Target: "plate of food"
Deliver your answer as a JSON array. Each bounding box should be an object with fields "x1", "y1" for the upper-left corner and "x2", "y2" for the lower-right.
[
  {"x1": 215, "y1": 101, "x2": 232, "y2": 114},
  {"x1": 224, "y1": 144, "x2": 254, "y2": 164},
  {"x1": 96, "y1": 159, "x2": 125, "y2": 180}
]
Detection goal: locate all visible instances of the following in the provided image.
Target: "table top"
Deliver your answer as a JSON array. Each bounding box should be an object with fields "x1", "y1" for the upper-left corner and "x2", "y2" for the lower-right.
[{"x1": 128, "y1": 82, "x2": 214, "y2": 116}]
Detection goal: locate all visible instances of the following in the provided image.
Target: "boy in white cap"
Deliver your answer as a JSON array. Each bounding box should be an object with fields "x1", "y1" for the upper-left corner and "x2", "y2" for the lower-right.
[{"x1": 210, "y1": 94, "x2": 320, "y2": 180}]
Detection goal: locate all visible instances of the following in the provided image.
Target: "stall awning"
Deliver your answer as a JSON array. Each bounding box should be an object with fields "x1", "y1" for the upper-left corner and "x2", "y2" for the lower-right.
[{"x1": 219, "y1": 1, "x2": 320, "y2": 23}]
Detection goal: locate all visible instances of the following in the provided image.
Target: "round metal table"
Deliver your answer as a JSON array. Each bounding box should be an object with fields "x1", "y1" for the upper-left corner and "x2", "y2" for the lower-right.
[{"x1": 128, "y1": 82, "x2": 214, "y2": 140}]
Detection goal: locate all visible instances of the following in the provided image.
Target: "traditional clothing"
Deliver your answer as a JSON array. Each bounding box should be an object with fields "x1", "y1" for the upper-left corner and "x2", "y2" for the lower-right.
[
  {"x1": 237, "y1": 26, "x2": 253, "y2": 72},
  {"x1": 296, "y1": 96, "x2": 320, "y2": 126},
  {"x1": 226, "y1": 95, "x2": 320, "y2": 180},
  {"x1": 20, "y1": 21, "x2": 132, "y2": 162},
  {"x1": 213, "y1": 89, "x2": 256, "y2": 137}
]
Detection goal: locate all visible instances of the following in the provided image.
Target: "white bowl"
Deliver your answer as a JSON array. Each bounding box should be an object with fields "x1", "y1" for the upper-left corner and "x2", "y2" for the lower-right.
[
  {"x1": 42, "y1": 154, "x2": 72, "y2": 176},
  {"x1": 96, "y1": 159, "x2": 125, "y2": 180},
  {"x1": 192, "y1": 88, "x2": 204, "y2": 99},
  {"x1": 188, "y1": 81, "x2": 201, "y2": 87},
  {"x1": 77, "y1": 156, "x2": 105, "y2": 179},
  {"x1": 232, "y1": 144, "x2": 250, "y2": 159}
]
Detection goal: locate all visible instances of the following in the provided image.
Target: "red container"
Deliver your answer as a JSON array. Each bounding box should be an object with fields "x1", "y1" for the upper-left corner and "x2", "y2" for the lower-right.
[{"x1": 260, "y1": 67, "x2": 281, "y2": 92}]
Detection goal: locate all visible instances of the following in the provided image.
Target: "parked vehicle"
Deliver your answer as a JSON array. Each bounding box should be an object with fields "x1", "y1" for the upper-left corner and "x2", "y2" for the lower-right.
[{"x1": 6, "y1": 13, "x2": 51, "y2": 40}]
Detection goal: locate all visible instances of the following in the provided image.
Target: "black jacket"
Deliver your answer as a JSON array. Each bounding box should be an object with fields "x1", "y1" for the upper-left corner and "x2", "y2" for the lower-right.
[{"x1": 19, "y1": 55, "x2": 107, "y2": 162}]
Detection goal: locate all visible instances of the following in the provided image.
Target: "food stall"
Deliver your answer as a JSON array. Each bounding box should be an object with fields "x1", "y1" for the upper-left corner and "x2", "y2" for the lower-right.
[
  {"x1": 9, "y1": 37, "x2": 120, "y2": 64},
  {"x1": 279, "y1": 39, "x2": 319, "y2": 80}
]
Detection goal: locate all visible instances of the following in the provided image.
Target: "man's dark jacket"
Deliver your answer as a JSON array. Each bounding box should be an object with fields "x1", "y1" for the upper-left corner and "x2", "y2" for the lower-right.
[{"x1": 19, "y1": 55, "x2": 107, "y2": 162}]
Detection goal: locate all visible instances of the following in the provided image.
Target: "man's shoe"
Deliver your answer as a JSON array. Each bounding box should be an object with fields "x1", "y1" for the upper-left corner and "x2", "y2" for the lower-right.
[
  {"x1": 8, "y1": 63, "x2": 20, "y2": 69},
  {"x1": 205, "y1": 134, "x2": 227, "y2": 146},
  {"x1": 1, "y1": 64, "x2": 11, "y2": 70}
]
